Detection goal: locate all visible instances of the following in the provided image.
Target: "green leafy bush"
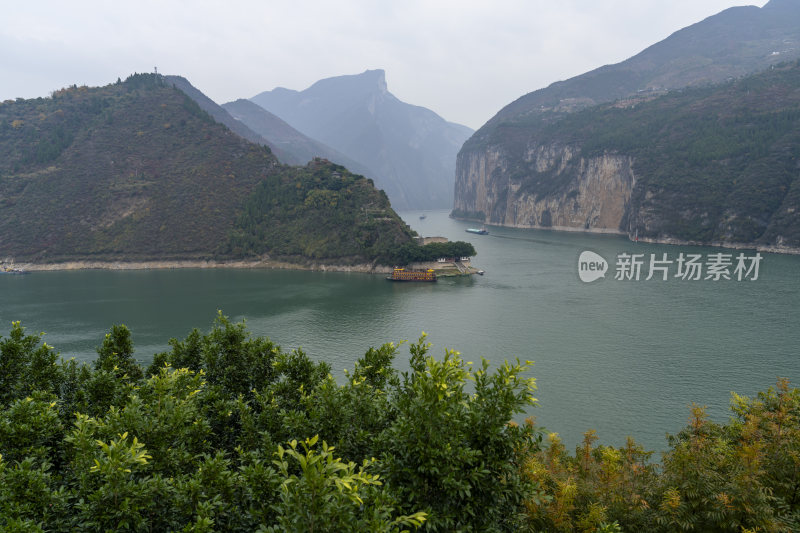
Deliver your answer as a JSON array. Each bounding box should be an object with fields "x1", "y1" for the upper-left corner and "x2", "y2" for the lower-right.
[{"x1": 0, "y1": 318, "x2": 797, "y2": 531}]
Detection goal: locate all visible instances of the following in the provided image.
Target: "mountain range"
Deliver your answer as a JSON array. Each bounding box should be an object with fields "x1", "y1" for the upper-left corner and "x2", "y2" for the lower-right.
[
  {"x1": 250, "y1": 69, "x2": 473, "y2": 210},
  {"x1": 221, "y1": 98, "x2": 372, "y2": 177},
  {"x1": 454, "y1": 0, "x2": 800, "y2": 251},
  {"x1": 4, "y1": 0, "x2": 800, "y2": 262},
  {"x1": 0, "y1": 74, "x2": 414, "y2": 264}
]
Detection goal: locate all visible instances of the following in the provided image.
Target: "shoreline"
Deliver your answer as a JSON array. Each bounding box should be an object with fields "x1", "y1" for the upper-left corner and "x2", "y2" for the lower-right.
[
  {"x1": 449, "y1": 216, "x2": 800, "y2": 255},
  {"x1": 7, "y1": 259, "x2": 482, "y2": 277},
  {"x1": 632, "y1": 236, "x2": 800, "y2": 255},
  {"x1": 10, "y1": 259, "x2": 395, "y2": 274}
]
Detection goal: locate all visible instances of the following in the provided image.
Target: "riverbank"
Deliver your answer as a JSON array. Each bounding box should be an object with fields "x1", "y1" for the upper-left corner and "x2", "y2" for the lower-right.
[
  {"x1": 10, "y1": 259, "x2": 481, "y2": 276},
  {"x1": 632, "y1": 236, "x2": 800, "y2": 255},
  {"x1": 449, "y1": 215, "x2": 800, "y2": 255},
  {"x1": 10, "y1": 259, "x2": 395, "y2": 274}
]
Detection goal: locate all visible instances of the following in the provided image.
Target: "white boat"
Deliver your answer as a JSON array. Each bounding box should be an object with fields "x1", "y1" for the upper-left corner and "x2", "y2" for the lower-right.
[{"x1": 466, "y1": 226, "x2": 488, "y2": 235}]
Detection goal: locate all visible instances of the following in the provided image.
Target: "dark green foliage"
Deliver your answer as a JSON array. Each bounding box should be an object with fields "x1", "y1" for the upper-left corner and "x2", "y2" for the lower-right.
[
  {"x1": 225, "y1": 158, "x2": 416, "y2": 265},
  {"x1": 95, "y1": 324, "x2": 143, "y2": 382},
  {"x1": 0, "y1": 317, "x2": 545, "y2": 531},
  {"x1": 0, "y1": 393, "x2": 64, "y2": 466},
  {"x1": 1, "y1": 318, "x2": 798, "y2": 531},
  {"x1": 0, "y1": 79, "x2": 411, "y2": 265},
  {"x1": 1, "y1": 317, "x2": 430, "y2": 531},
  {"x1": 149, "y1": 312, "x2": 281, "y2": 398},
  {"x1": 379, "y1": 338, "x2": 539, "y2": 532},
  {"x1": 466, "y1": 61, "x2": 800, "y2": 247},
  {"x1": 0, "y1": 456, "x2": 69, "y2": 531},
  {"x1": 388, "y1": 240, "x2": 477, "y2": 266},
  {"x1": 0, "y1": 322, "x2": 61, "y2": 405}
]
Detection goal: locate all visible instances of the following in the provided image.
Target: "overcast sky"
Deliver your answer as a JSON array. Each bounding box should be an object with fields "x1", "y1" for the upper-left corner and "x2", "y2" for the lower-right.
[{"x1": 2, "y1": 0, "x2": 768, "y2": 130}]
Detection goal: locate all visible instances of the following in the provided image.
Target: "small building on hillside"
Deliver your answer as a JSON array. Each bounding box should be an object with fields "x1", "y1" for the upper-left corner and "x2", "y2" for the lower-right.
[
  {"x1": 436, "y1": 256, "x2": 472, "y2": 265},
  {"x1": 410, "y1": 235, "x2": 478, "y2": 276},
  {"x1": 413, "y1": 256, "x2": 472, "y2": 275}
]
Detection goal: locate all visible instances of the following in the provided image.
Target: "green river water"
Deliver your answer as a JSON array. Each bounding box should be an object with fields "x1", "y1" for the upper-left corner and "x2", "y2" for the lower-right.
[{"x1": 1, "y1": 210, "x2": 798, "y2": 451}]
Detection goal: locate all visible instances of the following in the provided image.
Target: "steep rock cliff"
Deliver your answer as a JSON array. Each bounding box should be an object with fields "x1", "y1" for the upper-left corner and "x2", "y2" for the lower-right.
[
  {"x1": 454, "y1": 144, "x2": 633, "y2": 232},
  {"x1": 455, "y1": 61, "x2": 800, "y2": 252},
  {"x1": 455, "y1": 1, "x2": 800, "y2": 251}
]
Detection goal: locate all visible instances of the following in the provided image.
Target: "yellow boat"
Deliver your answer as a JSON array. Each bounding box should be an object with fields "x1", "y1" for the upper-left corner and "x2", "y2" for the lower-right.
[{"x1": 386, "y1": 268, "x2": 437, "y2": 282}]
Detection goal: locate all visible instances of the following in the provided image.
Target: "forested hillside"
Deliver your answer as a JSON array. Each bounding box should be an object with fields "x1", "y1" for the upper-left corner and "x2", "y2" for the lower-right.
[
  {"x1": 454, "y1": 61, "x2": 800, "y2": 249},
  {"x1": 0, "y1": 74, "x2": 415, "y2": 265},
  {"x1": 516, "y1": 61, "x2": 800, "y2": 245},
  {"x1": 455, "y1": 0, "x2": 800, "y2": 251},
  {"x1": 224, "y1": 158, "x2": 414, "y2": 265}
]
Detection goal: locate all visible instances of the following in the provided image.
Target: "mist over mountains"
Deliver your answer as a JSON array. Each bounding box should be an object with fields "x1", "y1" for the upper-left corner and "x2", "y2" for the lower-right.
[
  {"x1": 251, "y1": 69, "x2": 473, "y2": 211},
  {"x1": 221, "y1": 99, "x2": 373, "y2": 177},
  {"x1": 5, "y1": 0, "x2": 800, "y2": 263},
  {"x1": 466, "y1": 0, "x2": 800, "y2": 149}
]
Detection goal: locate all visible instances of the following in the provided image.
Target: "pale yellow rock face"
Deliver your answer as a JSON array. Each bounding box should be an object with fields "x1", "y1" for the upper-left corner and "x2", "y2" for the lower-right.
[{"x1": 454, "y1": 143, "x2": 635, "y2": 233}]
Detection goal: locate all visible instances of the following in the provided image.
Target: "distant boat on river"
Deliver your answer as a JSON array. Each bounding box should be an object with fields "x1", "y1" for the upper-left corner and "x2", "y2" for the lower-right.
[{"x1": 466, "y1": 226, "x2": 488, "y2": 235}]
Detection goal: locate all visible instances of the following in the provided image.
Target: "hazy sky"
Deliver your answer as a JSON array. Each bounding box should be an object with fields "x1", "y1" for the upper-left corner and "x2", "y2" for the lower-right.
[{"x1": 2, "y1": 0, "x2": 768, "y2": 130}]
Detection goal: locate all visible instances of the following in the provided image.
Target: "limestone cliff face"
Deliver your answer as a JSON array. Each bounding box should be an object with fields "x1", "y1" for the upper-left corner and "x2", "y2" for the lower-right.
[
  {"x1": 454, "y1": 143, "x2": 635, "y2": 233},
  {"x1": 452, "y1": 0, "x2": 800, "y2": 250}
]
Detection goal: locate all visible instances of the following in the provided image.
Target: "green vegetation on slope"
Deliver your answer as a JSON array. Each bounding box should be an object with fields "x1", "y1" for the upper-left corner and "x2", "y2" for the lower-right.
[
  {"x1": 463, "y1": 0, "x2": 800, "y2": 154},
  {"x1": 0, "y1": 318, "x2": 798, "y2": 532},
  {"x1": 224, "y1": 158, "x2": 415, "y2": 265},
  {"x1": 0, "y1": 74, "x2": 281, "y2": 261},
  {"x1": 479, "y1": 61, "x2": 800, "y2": 247},
  {"x1": 0, "y1": 74, "x2": 424, "y2": 265},
  {"x1": 548, "y1": 61, "x2": 800, "y2": 245},
  {"x1": 223, "y1": 157, "x2": 477, "y2": 266}
]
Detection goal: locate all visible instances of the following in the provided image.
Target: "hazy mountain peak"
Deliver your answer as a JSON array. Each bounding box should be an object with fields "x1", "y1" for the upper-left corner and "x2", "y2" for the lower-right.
[
  {"x1": 250, "y1": 70, "x2": 473, "y2": 210},
  {"x1": 364, "y1": 69, "x2": 389, "y2": 93},
  {"x1": 222, "y1": 97, "x2": 377, "y2": 174},
  {"x1": 363, "y1": 68, "x2": 388, "y2": 93},
  {"x1": 763, "y1": 0, "x2": 800, "y2": 11},
  {"x1": 297, "y1": 68, "x2": 389, "y2": 99}
]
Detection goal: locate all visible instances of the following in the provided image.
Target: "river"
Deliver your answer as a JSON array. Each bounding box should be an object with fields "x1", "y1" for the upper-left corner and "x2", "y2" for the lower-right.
[{"x1": 1, "y1": 209, "x2": 798, "y2": 452}]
